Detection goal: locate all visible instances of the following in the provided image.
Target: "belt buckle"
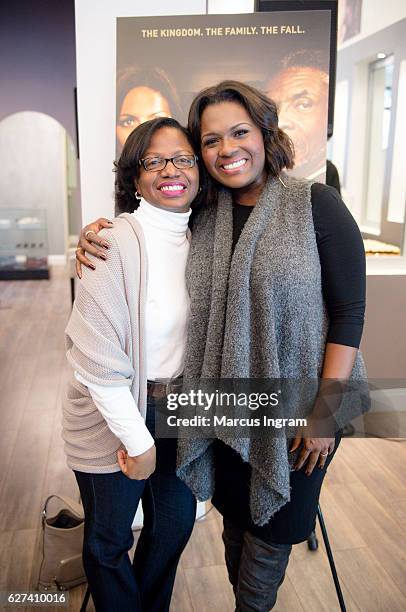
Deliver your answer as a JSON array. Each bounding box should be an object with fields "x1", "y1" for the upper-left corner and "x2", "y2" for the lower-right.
[
  {"x1": 166, "y1": 380, "x2": 173, "y2": 397},
  {"x1": 166, "y1": 377, "x2": 182, "y2": 397}
]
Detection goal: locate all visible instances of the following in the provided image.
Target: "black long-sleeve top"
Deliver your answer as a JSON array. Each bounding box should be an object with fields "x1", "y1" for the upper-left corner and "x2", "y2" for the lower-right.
[{"x1": 232, "y1": 183, "x2": 366, "y2": 348}]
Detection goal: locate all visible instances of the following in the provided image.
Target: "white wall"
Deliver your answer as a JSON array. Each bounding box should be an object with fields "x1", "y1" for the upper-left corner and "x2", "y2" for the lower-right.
[
  {"x1": 331, "y1": 16, "x2": 406, "y2": 274},
  {"x1": 208, "y1": 0, "x2": 253, "y2": 12},
  {"x1": 339, "y1": 0, "x2": 406, "y2": 49},
  {"x1": 0, "y1": 111, "x2": 67, "y2": 256},
  {"x1": 388, "y1": 58, "x2": 406, "y2": 224},
  {"x1": 333, "y1": 7, "x2": 406, "y2": 375},
  {"x1": 340, "y1": 61, "x2": 369, "y2": 224}
]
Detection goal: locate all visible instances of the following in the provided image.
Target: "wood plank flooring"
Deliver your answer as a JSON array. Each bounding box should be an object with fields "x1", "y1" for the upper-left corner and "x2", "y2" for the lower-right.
[{"x1": 0, "y1": 268, "x2": 405, "y2": 611}]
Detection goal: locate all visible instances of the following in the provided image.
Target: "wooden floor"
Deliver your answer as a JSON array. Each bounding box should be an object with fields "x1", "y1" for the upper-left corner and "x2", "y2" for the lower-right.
[{"x1": 0, "y1": 267, "x2": 405, "y2": 612}]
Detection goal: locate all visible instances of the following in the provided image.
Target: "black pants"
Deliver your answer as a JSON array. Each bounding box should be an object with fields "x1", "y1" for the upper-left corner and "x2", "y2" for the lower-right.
[
  {"x1": 212, "y1": 432, "x2": 341, "y2": 544},
  {"x1": 74, "y1": 398, "x2": 196, "y2": 612}
]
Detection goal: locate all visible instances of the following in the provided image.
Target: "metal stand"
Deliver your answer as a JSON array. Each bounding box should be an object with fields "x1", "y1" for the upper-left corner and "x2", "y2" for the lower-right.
[
  {"x1": 70, "y1": 276, "x2": 75, "y2": 306},
  {"x1": 308, "y1": 504, "x2": 347, "y2": 612},
  {"x1": 80, "y1": 586, "x2": 90, "y2": 612}
]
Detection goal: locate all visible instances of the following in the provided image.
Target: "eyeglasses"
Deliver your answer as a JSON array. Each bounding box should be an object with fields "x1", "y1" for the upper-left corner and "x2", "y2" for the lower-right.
[{"x1": 139, "y1": 154, "x2": 198, "y2": 172}]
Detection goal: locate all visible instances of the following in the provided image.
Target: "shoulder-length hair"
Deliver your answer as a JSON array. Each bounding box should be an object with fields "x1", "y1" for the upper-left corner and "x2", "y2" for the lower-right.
[
  {"x1": 188, "y1": 80, "x2": 295, "y2": 179},
  {"x1": 114, "y1": 116, "x2": 205, "y2": 215}
]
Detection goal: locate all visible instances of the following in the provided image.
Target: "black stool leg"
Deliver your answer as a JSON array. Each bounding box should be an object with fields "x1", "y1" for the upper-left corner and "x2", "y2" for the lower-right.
[
  {"x1": 317, "y1": 504, "x2": 347, "y2": 612},
  {"x1": 70, "y1": 276, "x2": 75, "y2": 306},
  {"x1": 80, "y1": 586, "x2": 91, "y2": 612}
]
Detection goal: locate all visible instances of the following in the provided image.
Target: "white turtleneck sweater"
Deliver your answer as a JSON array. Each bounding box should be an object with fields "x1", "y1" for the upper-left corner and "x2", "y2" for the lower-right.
[{"x1": 75, "y1": 199, "x2": 191, "y2": 456}]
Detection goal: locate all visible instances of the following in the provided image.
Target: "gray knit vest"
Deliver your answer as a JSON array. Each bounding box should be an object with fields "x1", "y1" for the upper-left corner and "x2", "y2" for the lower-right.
[{"x1": 177, "y1": 175, "x2": 367, "y2": 525}]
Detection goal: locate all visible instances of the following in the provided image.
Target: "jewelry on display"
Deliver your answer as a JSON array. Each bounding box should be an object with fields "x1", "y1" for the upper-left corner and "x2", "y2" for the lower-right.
[{"x1": 85, "y1": 230, "x2": 94, "y2": 239}]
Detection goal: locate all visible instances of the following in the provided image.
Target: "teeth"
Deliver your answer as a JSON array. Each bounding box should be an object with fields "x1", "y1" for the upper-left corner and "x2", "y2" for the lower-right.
[
  {"x1": 223, "y1": 159, "x2": 246, "y2": 170},
  {"x1": 160, "y1": 185, "x2": 185, "y2": 192}
]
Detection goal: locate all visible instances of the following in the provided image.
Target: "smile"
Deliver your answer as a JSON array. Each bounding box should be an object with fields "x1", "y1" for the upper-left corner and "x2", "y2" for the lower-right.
[
  {"x1": 221, "y1": 159, "x2": 247, "y2": 171},
  {"x1": 159, "y1": 184, "x2": 186, "y2": 192}
]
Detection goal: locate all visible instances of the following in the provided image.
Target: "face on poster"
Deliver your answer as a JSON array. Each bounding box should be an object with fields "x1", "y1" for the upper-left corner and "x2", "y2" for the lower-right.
[{"x1": 116, "y1": 12, "x2": 331, "y2": 181}]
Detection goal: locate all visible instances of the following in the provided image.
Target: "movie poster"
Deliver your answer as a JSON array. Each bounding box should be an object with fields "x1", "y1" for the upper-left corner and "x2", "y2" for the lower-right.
[{"x1": 116, "y1": 11, "x2": 331, "y2": 181}]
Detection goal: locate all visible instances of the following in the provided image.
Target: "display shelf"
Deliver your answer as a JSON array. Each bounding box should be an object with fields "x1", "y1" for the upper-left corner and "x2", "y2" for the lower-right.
[{"x1": 0, "y1": 208, "x2": 49, "y2": 280}]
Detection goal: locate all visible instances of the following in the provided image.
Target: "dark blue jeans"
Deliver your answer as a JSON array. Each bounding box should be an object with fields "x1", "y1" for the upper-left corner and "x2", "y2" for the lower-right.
[{"x1": 74, "y1": 398, "x2": 196, "y2": 612}]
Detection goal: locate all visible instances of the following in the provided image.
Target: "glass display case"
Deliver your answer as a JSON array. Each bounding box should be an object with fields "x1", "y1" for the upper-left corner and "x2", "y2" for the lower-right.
[{"x1": 0, "y1": 208, "x2": 49, "y2": 280}]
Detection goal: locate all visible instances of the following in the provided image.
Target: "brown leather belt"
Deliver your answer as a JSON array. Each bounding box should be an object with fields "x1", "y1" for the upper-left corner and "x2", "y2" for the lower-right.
[{"x1": 147, "y1": 376, "x2": 183, "y2": 399}]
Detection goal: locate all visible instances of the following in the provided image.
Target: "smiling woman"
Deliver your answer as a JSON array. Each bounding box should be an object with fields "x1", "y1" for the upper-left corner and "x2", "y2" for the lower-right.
[
  {"x1": 200, "y1": 102, "x2": 267, "y2": 204},
  {"x1": 63, "y1": 117, "x2": 201, "y2": 611},
  {"x1": 188, "y1": 80, "x2": 294, "y2": 205},
  {"x1": 115, "y1": 119, "x2": 201, "y2": 215},
  {"x1": 177, "y1": 80, "x2": 367, "y2": 611},
  {"x1": 136, "y1": 143, "x2": 198, "y2": 211}
]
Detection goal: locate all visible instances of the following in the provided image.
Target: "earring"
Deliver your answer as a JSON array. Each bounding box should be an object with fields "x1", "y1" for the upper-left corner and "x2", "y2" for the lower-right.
[{"x1": 135, "y1": 190, "x2": 142, "y2": 199}]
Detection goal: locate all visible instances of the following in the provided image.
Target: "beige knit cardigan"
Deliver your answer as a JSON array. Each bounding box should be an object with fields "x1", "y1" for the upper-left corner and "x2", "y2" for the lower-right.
[{"x1": 62, "y1": 214, "x2": 148, "y2": 473}]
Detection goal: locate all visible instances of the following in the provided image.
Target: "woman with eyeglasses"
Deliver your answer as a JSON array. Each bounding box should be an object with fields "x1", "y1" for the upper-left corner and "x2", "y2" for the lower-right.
[
  {"x1": 63, "y1": 117, "x2": 202, "y2": 612},
  {"x1": 75, "y1": 81, "x2": 366, "y2": 610}
]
